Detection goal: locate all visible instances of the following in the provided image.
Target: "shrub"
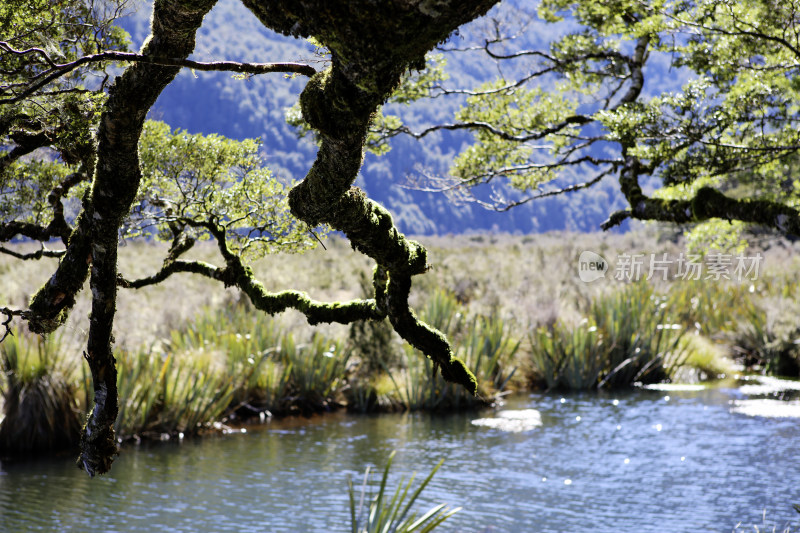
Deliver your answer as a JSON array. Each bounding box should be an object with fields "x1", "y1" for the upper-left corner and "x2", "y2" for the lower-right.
[
  {"x1": 529, "y1": 283, "x2": 688, "y2": 390},
  {"x1": 0, "y1": 330, "x2": 82, "y2": 454}
]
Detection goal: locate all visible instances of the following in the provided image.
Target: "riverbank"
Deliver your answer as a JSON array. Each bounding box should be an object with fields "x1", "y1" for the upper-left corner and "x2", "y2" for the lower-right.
[{"x1": 2, "y1": 230, "x2": 800, "y2": 454}]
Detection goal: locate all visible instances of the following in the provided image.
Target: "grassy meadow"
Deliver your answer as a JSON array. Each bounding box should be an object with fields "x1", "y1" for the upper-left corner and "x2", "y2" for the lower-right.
[{"x1": 2, "y1": 229, "x2": 800, "y2": 453}]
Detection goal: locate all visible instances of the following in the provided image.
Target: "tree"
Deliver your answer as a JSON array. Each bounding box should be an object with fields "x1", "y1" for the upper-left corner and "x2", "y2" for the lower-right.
[
  {"x1": 1, "y1": 0, "x2": 499, "y2": 475},
  {"x1": 5, "y1": 0, "x2": 796, "y2": 477},
  {"x1": 372, "y1": 0, "x2": 800, "y2": 249}
]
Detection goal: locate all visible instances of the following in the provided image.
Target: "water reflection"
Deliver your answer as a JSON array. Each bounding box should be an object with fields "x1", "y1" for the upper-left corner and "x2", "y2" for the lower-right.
[{"x1": 1, "y1": 386, "x2": 799, "y2": 532}]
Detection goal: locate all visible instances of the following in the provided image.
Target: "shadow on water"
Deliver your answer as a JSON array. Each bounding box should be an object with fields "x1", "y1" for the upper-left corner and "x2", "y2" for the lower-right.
[{"x1": 2, "y1": 382, "x2": 800, "y2": 532}]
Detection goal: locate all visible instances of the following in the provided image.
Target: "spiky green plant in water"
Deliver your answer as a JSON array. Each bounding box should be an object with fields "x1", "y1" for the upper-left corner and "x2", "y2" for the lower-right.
[
  {"x1": 0, "y1": 330, "x2": 82, "y2": 454},
  {"x1": 529, "y1": 319, "x2": 607, "y2": 390},
  {"x1": 728, "y1": 307, "x2": 800, "y2": 377},
  {"x1": 593, "y1": 283, "x2": 688, "y2": 388},
  {"x1": 663, "y1": 279, "x2": 756, "y2": 336},
  {"x1": 114, "y1": 347, "x2": 235, "y2": 438},
  {"x1": 348, "y1": 451, "x2": 460, "y2": 533}
]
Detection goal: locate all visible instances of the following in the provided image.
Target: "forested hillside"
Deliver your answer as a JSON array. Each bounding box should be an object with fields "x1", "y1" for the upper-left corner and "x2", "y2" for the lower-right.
[{"x1": 121, "y1": 0, "x2": 633, "y2": 234}]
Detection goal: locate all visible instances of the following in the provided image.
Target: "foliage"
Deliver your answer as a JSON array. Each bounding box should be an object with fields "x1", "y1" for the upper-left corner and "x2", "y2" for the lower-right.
[
  {"x1": 529, "y1": 283, "x2": 688, "y2": 390},
  {"x1": 164, "y1": 303, "x2": 350, "y2": 417},
  {"x1": 364, "y1": 0, "x2": 800, "y2": 239},
  {"x1": 348, "y1": 271, "x2": 403, "y2": 375},
  {"x1": 130, "y1": 120, "x2": 322, "y2": 260},
  {"x1": 728, "y1": 307, "x2": 800, "y2": 378},
  {"x1": 282, "y1": 333, "x2": 350, "y2": 413},
  {"x1": 114, "y1": 347, "x2": 235, "y2": 438},
  {"x1": 0, "y1": 0, "x2": 128, "y2": 166},
  {"x1": 166, "y1": 303, "x2": 286, "y2": 412},
  {"x1": 348, "y1": 451, "x2": 460, "y2": 533},
  {"x1": 8, "y1": 0, "x2": 800, "y2": 479},
  {"x1": 2, "y1": 0, "x2": 497, "y2": 475},
  {"x1": 676, "y1": 333, "x2": 735, "y2": 380},
  {"x1": 0, "y1": 329, "x2": 82, "y2": 453},
  {"x1": 395, "y1": 289, "x2": 517, "y2": 410},
  {"x1": 664, "y1": 278, "x2": 754, "y2": 331},
  {"x1": 113, "y1": 300, "x2": 352, "y2": 438}
]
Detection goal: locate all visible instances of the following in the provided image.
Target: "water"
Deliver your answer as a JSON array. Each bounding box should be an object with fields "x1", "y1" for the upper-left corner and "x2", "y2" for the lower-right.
[{"x1": 1, "y1": 385, "x2": 799, "y2": 532}]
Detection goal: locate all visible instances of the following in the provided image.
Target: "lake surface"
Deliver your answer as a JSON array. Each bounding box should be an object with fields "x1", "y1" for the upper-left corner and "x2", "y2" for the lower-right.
[{"x1": 2, "y1": 382, "x2": 800, "y2": 532}]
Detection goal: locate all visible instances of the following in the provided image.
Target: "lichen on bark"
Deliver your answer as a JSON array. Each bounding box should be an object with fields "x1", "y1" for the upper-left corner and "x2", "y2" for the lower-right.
[{"x1": 28, "y1": 0, "x2": 221, "y2": 476}]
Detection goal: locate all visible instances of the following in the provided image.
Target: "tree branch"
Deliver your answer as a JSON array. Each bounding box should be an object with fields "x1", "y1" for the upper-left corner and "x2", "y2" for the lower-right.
[
  {"x1": 0, "y1": 43, "x2": 316, "y2": 104},
  {"x1": 0, "y1": 244, "x2": 65, "y2": 260},
  {"x1": 382, "y1": 114, "x2": 592, "y2": 143}
]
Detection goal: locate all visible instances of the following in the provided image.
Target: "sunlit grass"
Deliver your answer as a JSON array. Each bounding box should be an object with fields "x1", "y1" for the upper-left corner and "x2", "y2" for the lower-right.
[
  {"x1": 392, "y1": 290, "x2": 519, "y2": 411},
  {"x1": 0, "y1": 329, "x2": 82, "y2": 453},
  {"x1": 283, "y1": 333, "x2": 350, "y2": 413},
  {"x1": 528, "y1": 283, "x2": 688, "y2": 390},
  {"x1": 3, "y1": 232, "x2": 800, "y2": 452}
]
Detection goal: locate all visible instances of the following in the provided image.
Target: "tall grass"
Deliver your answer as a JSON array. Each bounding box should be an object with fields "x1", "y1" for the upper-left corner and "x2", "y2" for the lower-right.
[
  {"x1": 113, "y1": 303, "x2": 351, "y2": 439},
  {"x1": 393, "y1": 290, "x2": 519, "y2": 411},
  {"x1": 114, "y1": 348, "x2": 235, "y2": 439},
  {"x1": 283, "y1": 334, "x2": 350, "y2": 413},
  {"x1": 165, "y1": 306, "x2": 290, "y2": 415},
  {"x1": 529, "y1": 283, "x2": 688, "y2": 390},
  {"x1": 5, "y1": 234, "x2": 800, "y2": 453},
  {"x1": 0, "y1": 330, "x2": 82, "y2": 453},
  {"x1": 727, "y1": 307, "x2": 800, "y2": 377},
  {"x1": 663, "y1": 280, "x2": 757, "y2": 336}
]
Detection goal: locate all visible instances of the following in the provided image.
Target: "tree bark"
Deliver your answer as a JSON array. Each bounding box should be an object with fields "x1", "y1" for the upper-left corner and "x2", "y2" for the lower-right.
[{"x1": 70, "y1": 0, "x2": 221, "y2": 476}]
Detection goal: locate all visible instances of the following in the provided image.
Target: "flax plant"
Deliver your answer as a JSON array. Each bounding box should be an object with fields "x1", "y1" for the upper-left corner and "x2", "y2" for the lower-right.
[
  {"x1": 395, "y1": 291, "x2": 518, "y2": 410},
  {"x1": 0, "y1": 330, "x2": 82, "y2": 453},
  {"x1": 282, "y1": 334, "x2": 350, "y2": 412},
  {"x1": 348, "y1": 451, "x2": 460, "y2": 533},
  {"x1": 114, "y1": 347, "x2": 235, "y2": 438},
  {"x1": 529, "y1": 283, "x2": 689, "y2": 390}
]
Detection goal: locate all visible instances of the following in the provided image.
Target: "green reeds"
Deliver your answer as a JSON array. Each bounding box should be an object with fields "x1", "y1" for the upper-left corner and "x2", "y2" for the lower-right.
[
  {"x1": 348, "y1": 451, "x2": 460, "y2": 533},
  {"x1": 0, "y1": 330, "x2": 82, "y2": 453},
  {"x1": 114, "y1": 348, "x2": 235, "y2": 438},
  {"x1": 529, "y1": 283, "x2": 688, "y2": 390},
  {"x1": 664, "y1": 279, "x2": 757, "y2": 336},
  {"x1": 529, "y1": 320, "x2": 606, "y2": 390},
  {"x1": 282, "y1": 334, "x2": 350, "y2": 412},
  {"x1": 111, "y1": 302, "x2": 351, "y2": 438},
  {"x1": 164, "y1": 303, "x2": 350, "y2": 416},
  {"x1": 728, "y1": 307, "x2": 800, "y2": 377}
]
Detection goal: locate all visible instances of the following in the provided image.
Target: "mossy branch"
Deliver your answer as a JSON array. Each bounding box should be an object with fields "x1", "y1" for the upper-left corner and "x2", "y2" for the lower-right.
[
  {"x1": 247, "y1": 0, "x2": 497, "y2": 395},
  {"x1": 122, "y1": 256, "x2": 384, "y2": 324},
  {"x1": 603, "y1": 156, "x2": 800, "y2": 236},
  {"x1": 0, "y1": 43, "x2": 316, "y2": 105},
  {"x1": 121, "y1": 219, "x2": 385, "y2": 324},
  {"x1": 63, "y1": 0, "x2": 220, "y2": 476}
]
